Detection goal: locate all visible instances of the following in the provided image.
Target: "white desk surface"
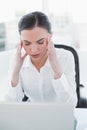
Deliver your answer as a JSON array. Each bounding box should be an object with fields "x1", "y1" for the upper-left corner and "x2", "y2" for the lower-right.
[{"x1": 74, "y1": 108, "x2": 87, "y2": 130}]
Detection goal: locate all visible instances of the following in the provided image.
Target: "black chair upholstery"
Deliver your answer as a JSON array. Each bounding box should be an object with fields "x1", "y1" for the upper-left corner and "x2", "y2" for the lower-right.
[{"x1": 54, "y1": 44, "x2": 87, "y2": 108}]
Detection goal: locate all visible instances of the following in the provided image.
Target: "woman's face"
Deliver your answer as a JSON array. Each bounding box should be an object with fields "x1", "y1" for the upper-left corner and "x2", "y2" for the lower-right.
[{"x1": 20, "y1": 27, "x2": 52, "y2": 63}]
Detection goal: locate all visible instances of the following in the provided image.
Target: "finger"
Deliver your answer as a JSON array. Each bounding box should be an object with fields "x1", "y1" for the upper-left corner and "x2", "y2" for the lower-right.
[
  {"x1": 16, "y1": 41, "x2": 22, "y2": 55},
  {"x1": 19, "y1": 40, "x2": 23, "y2": 48},
  {"x1": 17, "y1": 40, "x2": 23, "y2": 48},
  {"x1": 46, "y1": 36, "x2": 50, "y2": 50},
  {"x1": 47, "y1": 36, "x2": 52, "y2": 51}
]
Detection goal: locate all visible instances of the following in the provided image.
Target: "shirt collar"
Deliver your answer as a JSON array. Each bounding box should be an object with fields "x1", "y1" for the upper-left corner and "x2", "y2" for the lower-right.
[{"x1": 22, "y1": 55, "x2": 50, "y2": 69}]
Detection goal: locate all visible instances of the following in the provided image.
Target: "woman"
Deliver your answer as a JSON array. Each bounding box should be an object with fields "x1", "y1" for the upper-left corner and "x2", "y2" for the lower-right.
[{"x1": 7, "y1": 11, "x2": 77, "y2": 107}]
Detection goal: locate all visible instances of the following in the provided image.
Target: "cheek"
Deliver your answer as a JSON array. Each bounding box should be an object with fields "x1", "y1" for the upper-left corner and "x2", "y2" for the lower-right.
[{"x1": 39, "y1": 43, "x2": 48, "y2": 51}]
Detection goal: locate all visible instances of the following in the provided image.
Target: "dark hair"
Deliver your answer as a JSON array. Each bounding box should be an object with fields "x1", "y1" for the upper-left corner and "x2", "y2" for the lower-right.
[{"x1": 18, "y1": 11, "x2": 52, "y2": 34}]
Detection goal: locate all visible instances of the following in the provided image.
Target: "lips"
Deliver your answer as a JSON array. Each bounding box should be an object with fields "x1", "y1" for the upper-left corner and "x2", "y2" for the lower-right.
[{"x1": 31, "y1": 54, "x2": 40, "y2": 58}]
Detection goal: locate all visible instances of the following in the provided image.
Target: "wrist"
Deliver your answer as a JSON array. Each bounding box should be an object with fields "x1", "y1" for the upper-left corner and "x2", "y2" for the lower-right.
[
  {"x1": 54, "y1": 71, "x2": 62, "y2": 79},
  {"x1": 11, "y1": 70, "x2": 20, "y2": 87},
  {"x1": 11, "y1": 80, "x2": 18, "y2": 87}
]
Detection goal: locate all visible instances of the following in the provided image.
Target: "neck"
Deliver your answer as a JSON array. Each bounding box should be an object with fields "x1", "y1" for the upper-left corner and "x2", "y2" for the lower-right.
[{"x1": 31, "y1": 54, "x2": 48, "y2": 72}]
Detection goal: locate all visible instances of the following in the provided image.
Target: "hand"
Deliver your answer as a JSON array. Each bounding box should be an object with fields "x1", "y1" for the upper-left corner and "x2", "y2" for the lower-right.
[
  {"x1": 11, "y1": 40, "x2": 27, "y2": 87},
  {"x1": 14, "y1": 40, "x2": 27, "y2": 72},
  {"x1": 47, "y1": 37, "x2": 63, "y2": 79}
]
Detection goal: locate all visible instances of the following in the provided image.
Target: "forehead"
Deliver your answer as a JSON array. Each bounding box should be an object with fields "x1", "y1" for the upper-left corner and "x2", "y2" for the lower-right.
[{"x1": 20, "y1": 27, "x2": 48, "y2": 42}]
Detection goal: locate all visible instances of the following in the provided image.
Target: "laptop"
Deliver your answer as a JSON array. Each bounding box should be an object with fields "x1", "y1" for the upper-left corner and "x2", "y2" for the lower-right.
[{"x1": 0, "y1": 102, "x2": 74, "y2": 130}]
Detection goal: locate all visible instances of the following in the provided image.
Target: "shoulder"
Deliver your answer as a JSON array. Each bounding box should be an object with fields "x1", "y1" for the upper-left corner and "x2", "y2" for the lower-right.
[{"x1": 55, "y1": 48, "x2": 74, "y2": 60}]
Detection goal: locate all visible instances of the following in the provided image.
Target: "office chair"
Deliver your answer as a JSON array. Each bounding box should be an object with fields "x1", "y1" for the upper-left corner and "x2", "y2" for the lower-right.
[{"x1": 54, "y1": 44, "x2": 87, "y2": 108}]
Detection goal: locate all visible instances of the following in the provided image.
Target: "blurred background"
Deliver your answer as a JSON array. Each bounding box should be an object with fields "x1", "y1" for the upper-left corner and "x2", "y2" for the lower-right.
[
  {"x1": 0, "y1": 0, "x2": 87, "y2": 51},
  {"x1": 0, "y1": 0, "x2": 87, "y2": 100}
]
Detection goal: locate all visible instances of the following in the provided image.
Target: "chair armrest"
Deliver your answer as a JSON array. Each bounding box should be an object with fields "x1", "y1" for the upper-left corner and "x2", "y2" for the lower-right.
[{"x1": 79, "y1": 84, "x2": 87, "y2": 108}]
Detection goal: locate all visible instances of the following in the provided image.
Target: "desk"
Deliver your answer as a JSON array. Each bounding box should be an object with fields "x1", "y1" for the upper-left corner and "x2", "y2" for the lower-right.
[{"x1": 74, "y1": 108, "x2": 87, "y2": 130}]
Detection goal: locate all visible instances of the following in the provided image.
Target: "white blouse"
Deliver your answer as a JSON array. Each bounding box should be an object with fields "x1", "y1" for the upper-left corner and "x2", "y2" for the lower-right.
[{"x1": 7, "y1": 48, "x2": 77, "y2": 107}]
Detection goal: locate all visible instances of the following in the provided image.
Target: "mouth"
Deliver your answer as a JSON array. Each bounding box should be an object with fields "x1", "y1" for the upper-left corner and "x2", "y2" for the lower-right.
[{"x1": 31, "y1": 54, "x2": 40, "y2": 58}]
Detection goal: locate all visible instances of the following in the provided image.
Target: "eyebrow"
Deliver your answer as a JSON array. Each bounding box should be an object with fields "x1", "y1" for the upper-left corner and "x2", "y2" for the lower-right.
[
  {"x1": 36, "y1": 38, "x2": 45, "y2": 43},
  {"x1": 23, "y1": 38, "x2": 45, "y2": 44}
]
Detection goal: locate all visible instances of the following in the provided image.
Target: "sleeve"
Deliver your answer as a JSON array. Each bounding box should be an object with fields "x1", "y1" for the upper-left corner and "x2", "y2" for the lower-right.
[
  {"x1": 52, "y1": 51, "x2": 78, "y2": 107},
  {"x1": 5, "y1": 51, "x2": 24, "y2": 102},
  {"x1": 6, "y1": 78, "x2": 24, "y2": 102}
]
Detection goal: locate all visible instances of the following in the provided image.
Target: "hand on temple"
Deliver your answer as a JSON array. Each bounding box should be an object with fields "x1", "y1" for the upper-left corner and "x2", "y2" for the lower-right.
[
  {"x1": 47, "y1": 37, "x2": 63, "y2": 79},
  {"x1": 11, "y1": 40, "x2": 27, "y2": 87}
]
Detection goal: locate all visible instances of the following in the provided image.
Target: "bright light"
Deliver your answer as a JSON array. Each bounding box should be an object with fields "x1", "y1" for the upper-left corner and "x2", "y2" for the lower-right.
[{"x1": 0, "y1": 0, "x2": 42, "y2": 22}]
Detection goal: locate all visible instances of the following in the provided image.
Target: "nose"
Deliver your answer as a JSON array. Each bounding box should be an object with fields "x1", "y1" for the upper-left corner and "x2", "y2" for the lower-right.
[{"x1": 30, "y1": 44, "x2": 38, "y2": 53}]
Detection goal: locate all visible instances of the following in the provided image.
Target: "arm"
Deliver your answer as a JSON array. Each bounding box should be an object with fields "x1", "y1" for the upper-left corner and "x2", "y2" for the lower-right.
[
  {"x1": 6, "y1": 77, "x2": 24, "y2": 101},
  {"x1": 11, "y1": 41, "x2": 27, "y2": 87},
  {"x1": 47, "y1": 38, "x2": 77, "y2": 107},
  {"x1": 47, "y1": 37, "x2": 63, "y2": 79},
  {"x1": 52, "y1": 54, "x2": 77, "y2": 107}
]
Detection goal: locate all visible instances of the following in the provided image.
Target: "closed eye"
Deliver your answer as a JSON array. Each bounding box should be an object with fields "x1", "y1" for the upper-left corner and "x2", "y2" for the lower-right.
[
  {"x1": 37, "y1": 39, "x2": 45, "y2": 45},
  {"x1": 23, "y1": 40, "x2": 31, "y2": 46},
  {"x1": 23, "y1": 38, "x2": 45, "y2": 46}
]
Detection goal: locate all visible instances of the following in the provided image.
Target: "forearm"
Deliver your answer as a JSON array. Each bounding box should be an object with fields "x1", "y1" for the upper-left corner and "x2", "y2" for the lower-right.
[
  {"x1": 48, "y1": 41, "x2": 63, "y2": 79},
  {"x1": 54, "y1": 70, "x2": 62, "y2": 79},
  {"x1": 53, "y1": 57, "x2": 63, "y2": 79},
  {"x1": 11, "y1": 68, "x2": 20, "y2": 87},
  {"x1": 9, "y1": 42, "x2": 26, "y2": 87},
  {"x1": 49, "y1": 53, "x2": 63, "y2": 79}
]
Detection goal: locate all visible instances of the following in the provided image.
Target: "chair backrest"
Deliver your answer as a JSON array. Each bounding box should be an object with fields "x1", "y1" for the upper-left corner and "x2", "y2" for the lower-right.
[{"x1": 54, "y1": 44, "x2": 80, "y2": 107}]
